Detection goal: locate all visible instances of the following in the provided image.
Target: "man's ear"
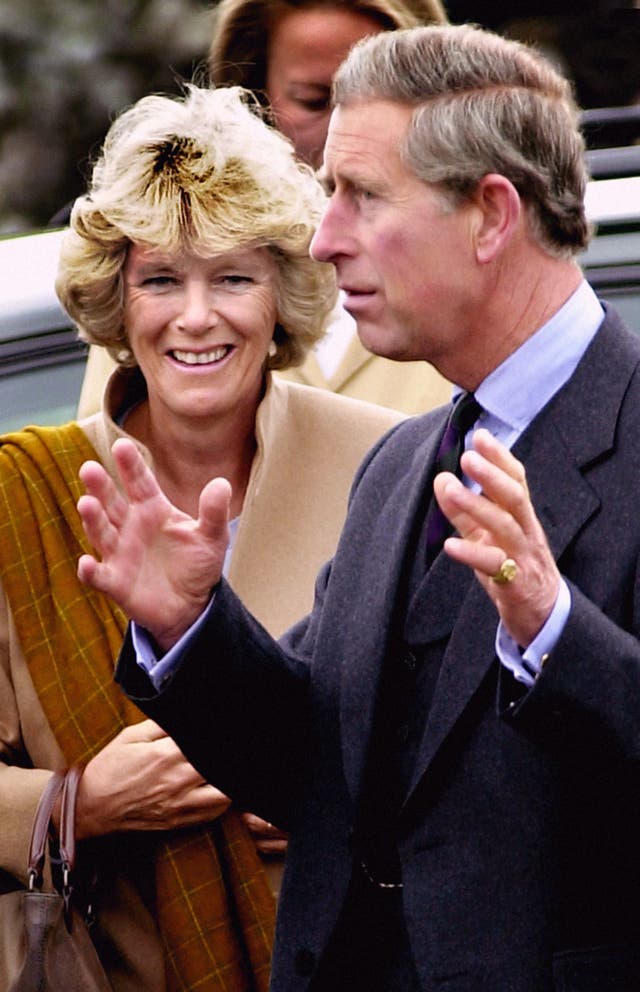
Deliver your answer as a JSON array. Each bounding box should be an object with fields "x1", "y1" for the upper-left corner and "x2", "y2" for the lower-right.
[{"x1": 472, "y1": 174, "x2": 521, "y2": 264}]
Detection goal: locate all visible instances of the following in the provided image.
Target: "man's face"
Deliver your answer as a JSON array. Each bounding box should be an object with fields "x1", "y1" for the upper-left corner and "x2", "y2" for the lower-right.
[{"x1": 311, "y1": 100, "x2": 480, "y2": 373}]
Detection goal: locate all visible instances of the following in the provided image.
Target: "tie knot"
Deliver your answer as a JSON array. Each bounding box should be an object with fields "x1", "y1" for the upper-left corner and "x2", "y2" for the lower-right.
[
  {"x1": 450, "y1": 392, "x2": 483, "y2": 436},
  {"x1": 423, "y1": 392, "x2": 483, "y2": 567},
  {"x1": 435, "y1": 392, "x2": 483, "y2": 477}
]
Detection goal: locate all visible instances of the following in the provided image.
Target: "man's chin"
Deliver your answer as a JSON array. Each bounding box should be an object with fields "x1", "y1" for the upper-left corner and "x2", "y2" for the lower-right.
[{"x1": 354, "y1": 322, "x2": 413, "y2": 363}]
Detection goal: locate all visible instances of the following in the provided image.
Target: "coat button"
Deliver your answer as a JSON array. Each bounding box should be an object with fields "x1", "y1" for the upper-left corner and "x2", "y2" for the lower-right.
[
  {"x1": 396, "y1": 722, "x2": 410, "y2": 744},
  {"x1": 402, "y1": 649, "x2": 417, "y2": 672},
  {"x1": 295, "y1": 948, "x2": 316, "y2": 976}
]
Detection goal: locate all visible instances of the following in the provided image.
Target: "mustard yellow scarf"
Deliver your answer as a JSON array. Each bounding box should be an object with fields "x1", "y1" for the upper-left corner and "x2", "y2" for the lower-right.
[{"x1": 0, "y1": 423, "x2": 275, "y2": 992}]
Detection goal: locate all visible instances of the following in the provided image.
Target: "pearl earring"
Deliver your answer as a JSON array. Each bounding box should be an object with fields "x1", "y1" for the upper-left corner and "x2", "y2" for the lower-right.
[{"x1": 268, "y1": 340, "x2": 277, "y2": 358}]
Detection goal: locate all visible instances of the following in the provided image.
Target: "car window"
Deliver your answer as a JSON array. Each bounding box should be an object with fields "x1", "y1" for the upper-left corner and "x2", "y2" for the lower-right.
[
  {"x1": 0, "y1": 358, "x2": 87, "y2": 433},
  {"x1": 0, "y1": 229, "x2": 87, "y2": 432},
  {"x1": 581, "y1": 174, "x2": 640, "y2": 335}
]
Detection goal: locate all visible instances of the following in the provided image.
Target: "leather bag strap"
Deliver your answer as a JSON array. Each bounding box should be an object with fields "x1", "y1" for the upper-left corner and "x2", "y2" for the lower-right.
[
  {"x1": 27, "y1": 770, "x2": 66, "y2": 889},
  {"x1": 57, "y1": 764, "x2": 85, "y2": 927},
  {"x1": 59, "y1": 764, "x2": 83, "y2": 877}
]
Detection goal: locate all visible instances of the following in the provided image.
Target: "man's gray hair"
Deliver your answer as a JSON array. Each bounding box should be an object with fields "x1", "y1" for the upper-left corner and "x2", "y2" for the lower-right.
[{"x1": 333, "y1": 24, "x2": 590, "y2": 257}]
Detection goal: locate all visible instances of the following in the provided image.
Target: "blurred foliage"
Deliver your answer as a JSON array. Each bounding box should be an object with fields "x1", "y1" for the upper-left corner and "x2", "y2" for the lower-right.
[
  {"x1": 0, "y1": 0, "x2": 214, "y2": 232},
  {"x1": 0, "y1": 0, "x2": 637, "y2": 233},
  {"x1": 496, "y1": 4, "x2": 639, "y2": 112}
]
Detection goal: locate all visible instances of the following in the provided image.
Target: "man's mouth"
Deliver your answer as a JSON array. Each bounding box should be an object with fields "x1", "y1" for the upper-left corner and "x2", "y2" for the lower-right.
[
  {"x1": 339, "y1": 287, "x2": 377, "y2": 313},
  {"x1": 340, "y1": 285, "x2": 375, "y2": 299}
]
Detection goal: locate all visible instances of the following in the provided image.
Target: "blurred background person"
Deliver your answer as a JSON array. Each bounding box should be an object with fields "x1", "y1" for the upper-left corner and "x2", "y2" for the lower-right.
[
  {"x1": 78, "y1": 0, "x2": 453, "y2": 418},
  {"x1": 209, "y1": 0, "x2": 447, "y2": 169},
  {"x1": 0, "y1": 84, "x2": 402, "y2": 991}
]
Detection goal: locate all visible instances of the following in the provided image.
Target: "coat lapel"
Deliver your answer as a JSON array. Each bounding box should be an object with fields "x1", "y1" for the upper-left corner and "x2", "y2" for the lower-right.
[
  {"x1": 404, "y1": 418, "x2": 601, "y2": 803},
  {"x1": 278, "y1": 331, "x2": 372, "y2": 392},
  {"x1": 329, "y1": 335, "x2": 373, "y2": 392},
  {"x1": 404, "y1": 310, "x2": 640, "y2": 804},
  {"x1": 339, "y1": 413, "x2": 448, "y2": 802},
  {"x1": 282, "y1": 351, "x2": 329, "y2": 389}
]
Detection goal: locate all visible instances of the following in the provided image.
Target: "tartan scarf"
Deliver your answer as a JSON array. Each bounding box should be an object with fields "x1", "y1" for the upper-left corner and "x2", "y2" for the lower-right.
[{"x1": 0, "y1": 423, "x2": 275, "y2": 992}]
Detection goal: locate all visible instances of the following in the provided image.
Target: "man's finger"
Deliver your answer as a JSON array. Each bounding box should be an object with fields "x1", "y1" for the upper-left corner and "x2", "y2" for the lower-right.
[
  {"x1": 443, "y1": 534, "x2": 512, "y2": 579},
  {"x1": 469, "y1": 429, "x2": 528, "y2": 486},
  {"x1": 77, "y1": 492, "x2": 119, "y2": 558},
  {"x1": 434, "y1": 472, "x2": 520, "y2": 547},
  {"x1": 79, "y1": 460, "x2": 129, "y2": 529},
  {"x1": 111, "y1": 437, "x2": 165, "y2": 503},
  {"x1": 77, "y1": 551, "x2": 102, "y2": 588},
  {"x1": 460, "y1": 449, "x2": 533, "y2": 529},
  {"x1": 198, "y1": 477, "x2": 233, "y2": 541}
]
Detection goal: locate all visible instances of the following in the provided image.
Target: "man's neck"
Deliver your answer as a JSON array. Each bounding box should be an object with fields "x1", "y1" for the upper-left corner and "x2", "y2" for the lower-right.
[{"x1": 442, "y1": 255, "x2": 584, "y2": 393}]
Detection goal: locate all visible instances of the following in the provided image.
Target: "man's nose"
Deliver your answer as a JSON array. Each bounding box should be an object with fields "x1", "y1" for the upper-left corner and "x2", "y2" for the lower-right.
[{"x1": 310, "y1": 201, "x2": 345, "y2": 263}]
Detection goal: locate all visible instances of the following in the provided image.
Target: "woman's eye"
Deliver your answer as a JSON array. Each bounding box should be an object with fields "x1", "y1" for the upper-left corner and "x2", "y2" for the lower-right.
[
  {"x1": 143, "y1": 275, "x2": 175, "y2": 286},
  {"x1": 222, "y1": 274, "x2": 252, "y2": 286},
  {"x1": 297, "y1": 97, "x2": 329, "y2": 113}
]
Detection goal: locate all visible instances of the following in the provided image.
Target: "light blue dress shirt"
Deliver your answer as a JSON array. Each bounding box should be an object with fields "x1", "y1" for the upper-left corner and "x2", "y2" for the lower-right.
[{"x1": 134, "y1": 280, "x2": 604, "y2": 690}]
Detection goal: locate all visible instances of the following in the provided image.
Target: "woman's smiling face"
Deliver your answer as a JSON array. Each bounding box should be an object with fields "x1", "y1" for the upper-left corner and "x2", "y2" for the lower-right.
[{"x1": 123, "y1": 242, "x2": 278, "y2": 427}]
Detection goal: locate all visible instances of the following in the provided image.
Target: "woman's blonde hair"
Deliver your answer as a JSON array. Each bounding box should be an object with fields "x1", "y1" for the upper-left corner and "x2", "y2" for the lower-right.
[{"x1": 56, "y1": 84, "x2": 337, "y2": 369}]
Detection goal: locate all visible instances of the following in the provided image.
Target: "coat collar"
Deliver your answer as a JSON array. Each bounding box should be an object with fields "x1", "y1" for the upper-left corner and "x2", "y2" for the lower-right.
[{"x1": 292, "y1": 333, "x2": 375, "y2": 392}]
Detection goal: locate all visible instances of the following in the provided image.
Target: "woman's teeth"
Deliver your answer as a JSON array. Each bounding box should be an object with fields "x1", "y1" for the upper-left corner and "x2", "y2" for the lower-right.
[{"x1": 172, "y1": 347, "x2": 229, "y2": 365}]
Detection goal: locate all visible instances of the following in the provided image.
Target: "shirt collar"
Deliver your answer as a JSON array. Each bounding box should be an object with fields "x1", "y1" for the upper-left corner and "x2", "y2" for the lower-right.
[{"x1": 471, "y1": 279, "x2": 604, "y2": 434}]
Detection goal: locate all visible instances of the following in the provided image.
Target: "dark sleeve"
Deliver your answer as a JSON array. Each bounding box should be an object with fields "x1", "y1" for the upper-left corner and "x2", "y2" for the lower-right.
[
  {"x1": 116, "y1": 578, "x2": 312, "y2": 828},
  {"x1": 498, "y1": 580, "x2": 640, "y2": 761},
  {"x1": 115, "y1": 416, "x2": 419, "y2": 821}
]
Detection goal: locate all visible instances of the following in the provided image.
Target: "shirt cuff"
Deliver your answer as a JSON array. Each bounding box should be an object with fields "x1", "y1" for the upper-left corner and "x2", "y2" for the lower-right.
[
  {"x1": 132, "y1": 596, "x2": 216, "y2": 691},
  {"x1": 495, "y1": 578, "x2": 571, "y2": 686}
]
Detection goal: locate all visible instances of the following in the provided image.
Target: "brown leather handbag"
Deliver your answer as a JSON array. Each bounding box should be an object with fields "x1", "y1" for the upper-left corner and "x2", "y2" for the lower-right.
[{"x1": 0, "y1": 766, "x2": 112, "y2": 992}]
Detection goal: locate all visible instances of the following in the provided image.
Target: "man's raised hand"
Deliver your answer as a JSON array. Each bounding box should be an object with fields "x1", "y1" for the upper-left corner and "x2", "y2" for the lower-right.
[
  {"x1": 433, "y1": 428, "x2": 560, "y2": 648},
  {"x1": 77, "y1": 438, "x2": 231, "y2": 650}
]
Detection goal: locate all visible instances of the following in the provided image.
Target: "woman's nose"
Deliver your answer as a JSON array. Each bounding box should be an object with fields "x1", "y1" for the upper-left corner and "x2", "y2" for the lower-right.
[{"x1": 176, "y1": 282, "x2": 217, "y2": 333}]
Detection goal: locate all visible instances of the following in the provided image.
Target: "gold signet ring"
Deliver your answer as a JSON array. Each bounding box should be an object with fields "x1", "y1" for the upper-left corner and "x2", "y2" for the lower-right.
[{"x1": 491, "y1": 557, "x2": 517, "y2": 584}]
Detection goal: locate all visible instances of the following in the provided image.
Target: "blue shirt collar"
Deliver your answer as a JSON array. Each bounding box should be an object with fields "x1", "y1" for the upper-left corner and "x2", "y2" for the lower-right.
[{"x1": 457, "y1": 280, "x2": 604, "y2": 434}]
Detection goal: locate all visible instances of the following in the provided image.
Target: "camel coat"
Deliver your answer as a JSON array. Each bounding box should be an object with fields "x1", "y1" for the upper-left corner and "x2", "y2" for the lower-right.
[
  {"x1": 280, "y1": 333, "x2": 452, "y2": 416},
  {"x1": 0, "y1": 367, "x2": 403, "y2": 990}
]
